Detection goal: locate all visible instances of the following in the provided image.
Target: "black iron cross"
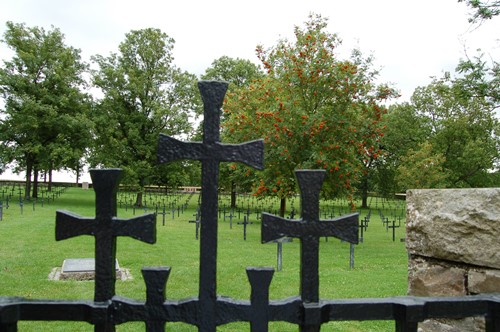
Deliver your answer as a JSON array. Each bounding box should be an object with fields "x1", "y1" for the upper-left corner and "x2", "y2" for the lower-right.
[
  {"x1": 262, "y1": 170, "x2": 358, "y2": 331},
  {"x1": 55, "y1": 169, "x2": 157, "y2": 304},
  {"x1": 157, "y1": 81, "x2": 264, "y2": 331}
]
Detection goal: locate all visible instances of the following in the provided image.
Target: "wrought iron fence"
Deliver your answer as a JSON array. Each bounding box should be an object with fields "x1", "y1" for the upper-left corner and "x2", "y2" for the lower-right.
[{"x1": 1, "y1": 81, "x2": 499, "y2": 332}]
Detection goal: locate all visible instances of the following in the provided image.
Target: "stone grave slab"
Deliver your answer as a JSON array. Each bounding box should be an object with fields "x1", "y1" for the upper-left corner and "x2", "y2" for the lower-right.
[{"x1": 49, "y1": 258, "x2": 131, "y2": 281}]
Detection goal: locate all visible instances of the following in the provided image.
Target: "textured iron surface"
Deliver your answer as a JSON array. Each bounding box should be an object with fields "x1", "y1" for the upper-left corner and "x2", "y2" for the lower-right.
[
  {"x1": 262, "y1": 170, "x2": 359, "y2": 331},
  {"x1": 157, "y1": 81, "x2": 264, "y2": 331},
  {"x1": 55, "y1": 169, "x2": 156, "y2": 331}
]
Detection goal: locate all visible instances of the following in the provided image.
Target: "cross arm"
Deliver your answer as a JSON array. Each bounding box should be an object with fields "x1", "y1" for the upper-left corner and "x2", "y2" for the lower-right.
[
  {"x1": 113, "y1": 213, "x2": 157, "y2": 244},
  {"x1": 157, "y1": 134, "x2": 203, "y2": 164},
  {"x1": 216, "y1": 140, "x2": 264, "y2": 170},
  {"x1": 55, "y1": 210, "x2": 96, "y2": 241},
  {"x1": 326, "y1": 213, "x2": 359, "y2": 244},
  {"x1": 261, "y1": 213, "x2": 291, "y2": 243},
  {"x1": 261, "y1": 212, "x2": 360, "y2": 244},
  {"x1": 158, "y1": 134, "x2": 264, "y2": 170}
]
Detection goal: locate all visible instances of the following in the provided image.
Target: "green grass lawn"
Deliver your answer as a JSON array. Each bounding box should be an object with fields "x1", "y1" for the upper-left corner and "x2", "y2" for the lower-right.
[{"x1": 0, "y1": 187, "x2": 408, "y2": 331}]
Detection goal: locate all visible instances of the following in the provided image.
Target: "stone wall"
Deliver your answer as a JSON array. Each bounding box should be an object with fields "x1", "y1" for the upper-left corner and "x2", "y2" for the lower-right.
[{"x1": 406, "y1": 188, "x2": 500, "y2": 331}]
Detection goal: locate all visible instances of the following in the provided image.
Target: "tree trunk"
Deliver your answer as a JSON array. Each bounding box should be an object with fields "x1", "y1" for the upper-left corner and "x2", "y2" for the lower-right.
[
  {"x1": 135, "y1": 177, "x2": 145, "y2": 207},
  {"x1": 32, "y1": 167, "x2": 39, "y2": 199},
  {"x1": 48, "y1": 165, "x2": 53, "y2": 192},
  {"x1": 135, "y1": 191, "x2": 143, "y2": 208},
  {"x1": 25, "y1": 158, "x2": 33, "y2": 200},
  {"x1": 361, "y1": 176, "x2": 369, "y2": 209},
  {"x1": 76, "y1": 165, "x2": 80, "y2": 186},
  {"x1": 360, "y1": 159, "x2": 373, "y2": 209},
  {"x1": 279, "y1": 197, "x2": 286, "y2": 218},
  {"x1": 230, "y1": 180, "x2": 236, "y2": 209}
]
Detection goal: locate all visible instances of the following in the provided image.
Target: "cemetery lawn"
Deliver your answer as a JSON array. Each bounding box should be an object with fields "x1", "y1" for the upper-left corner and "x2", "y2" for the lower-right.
[{"x1": 0, "y1": 187, "x2": 408, "y2": 331}]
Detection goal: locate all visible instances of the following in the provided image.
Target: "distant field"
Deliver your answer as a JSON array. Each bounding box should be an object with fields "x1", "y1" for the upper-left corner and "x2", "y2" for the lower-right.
[{"x1": 0, "y1": 187, "x2": 408, "y2": 331}]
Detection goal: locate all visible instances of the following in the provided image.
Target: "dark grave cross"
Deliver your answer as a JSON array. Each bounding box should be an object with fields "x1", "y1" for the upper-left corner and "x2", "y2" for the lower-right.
[
  {"x1": 243, "y1": 206, "x2": 252, "y2": 223},
  {"x1": 237, "y1": 215, "x2": 253, "y2": 240},
  {"x1": 387, "y1": 217, "x2": 401, "y2": 242},
  {"x1": 55, "y1": 169, "x2": 157, "y2": 307},
  {"x1": 359, "y1": 216, "x2": 368, "y2": 243},
  {"x1": 224, "y1": 208, "x2": 235, "y2": 229},
  {"x1": 154, "y1": 203, "x2": 165, "y2": 226},
  {"x1": 189, "y1": 207, "x2": 201, "y2": 240},
  {"x1": 262, "y1": 170, "x2": 359, "y2": 332},
  {"x1": 157, "y1": 81, "x2": 264, "y2": 332}
]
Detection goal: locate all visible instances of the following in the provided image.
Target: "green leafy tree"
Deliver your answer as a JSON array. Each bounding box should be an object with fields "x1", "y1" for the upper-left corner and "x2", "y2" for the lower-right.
[
  {"x1": 395, "y1": 142, "x2": 449, "y2": 189},
  {"x1": 412, "y1": 75, "x2": 499, "y2": 187},
  {"x1": 458, "y1": 0, "x2": 500, "y2": 23},
  {"x1": 376, "y1": 102, "x2": 432, "y2": 194},
  {"x1": 384, "y1": 68, "x2": 499, "y2": 191},
  {"x1": 90, "y1": 28, "x2": 200, "y2": 206},
  {"x1": 201, "y1": 56, "x2": 264, "y2": 89},
  {"x1": 455, "y1": 53, "x2": 499, "y2": 109},
  {"x1": 223, "y1": 14, "x2": 397, "y2": 214},
  {"x1": 0, "y1": 22, "x2": 91, "y2": 197}
]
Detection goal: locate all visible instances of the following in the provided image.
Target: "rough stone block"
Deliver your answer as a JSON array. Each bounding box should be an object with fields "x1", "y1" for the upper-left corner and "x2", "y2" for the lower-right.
[
  {"x1": 408, "y1": 256, "x2": 466, "y2": 296},
  {"x1": 468, "y1": 269, "x2": 500, "y2": 294},
  {"x1": 418, "y1": 317, "x2": 484, "y2": 332},
  {"x1": 406, "y1": 188, "x2": 500, "y2": 269}
]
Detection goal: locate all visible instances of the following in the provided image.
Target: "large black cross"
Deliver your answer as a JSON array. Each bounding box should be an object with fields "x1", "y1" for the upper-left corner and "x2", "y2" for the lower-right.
[
  {"x1": 157, "y1": 81, "x2": 264, "y2": 331},
  {"x1": 262, "y1": 169, "x2": 358, "y2": 331},
  {"x1": 55, "y1": 169, "x2": 157, "y2": 305}
]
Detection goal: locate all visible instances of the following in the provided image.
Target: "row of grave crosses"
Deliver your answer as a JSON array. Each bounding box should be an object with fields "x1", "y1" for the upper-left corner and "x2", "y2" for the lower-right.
[{"x1": 55, "y1": 81, "x2": 359, "y2": 332}]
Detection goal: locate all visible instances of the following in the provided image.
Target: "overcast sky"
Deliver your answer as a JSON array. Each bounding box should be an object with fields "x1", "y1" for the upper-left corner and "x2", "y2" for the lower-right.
[{"x1": 0, "y1": 0, "x2": 499, "y2": 182}]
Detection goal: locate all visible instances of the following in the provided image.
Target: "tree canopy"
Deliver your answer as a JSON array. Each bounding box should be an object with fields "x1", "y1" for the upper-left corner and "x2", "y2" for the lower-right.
[
  {"x1": 380, "y1": 65, "x2": 500, "y2": 191},
  {"x1": 0, "y1": 21, "x2": 91, "y2": 197},
  {"x1": 223, "y1": 14, "x2": 398, "y2": 211},
  {"x1": 201, "y1": 56, "x2": 264, "y2": 90},
  {"x1": 90, "y1": 28, "x2": 201, "y2": 204},
  {"x1": 459, "y1": 0, "x2": 500, "y2": 23},
  {"x1": 1, "y1": 5, "x2": 498, "y2": 200}
]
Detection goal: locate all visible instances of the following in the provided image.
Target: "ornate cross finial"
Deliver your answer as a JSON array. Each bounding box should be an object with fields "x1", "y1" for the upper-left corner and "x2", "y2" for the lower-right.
[
  {"x1": 262, "y1": 169, "x2": 359, "y2": 331},
  {"x1": 55, "y1": 169, "x2": 157, "y2": 306},
  {"x1": 157, "y1": 81, "x2": 264, "y2": 331}
]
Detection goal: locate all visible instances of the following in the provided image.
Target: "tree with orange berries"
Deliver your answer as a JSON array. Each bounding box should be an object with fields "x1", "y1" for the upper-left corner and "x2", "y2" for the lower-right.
[{"x1": 223, "y1": 14, "x2": 398, "y2": 214}]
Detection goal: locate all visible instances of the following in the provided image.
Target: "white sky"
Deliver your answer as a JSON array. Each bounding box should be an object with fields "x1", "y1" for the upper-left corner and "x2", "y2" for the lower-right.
[{"x1": 0, "y1": 0, "x2": 499, "y2": 182}]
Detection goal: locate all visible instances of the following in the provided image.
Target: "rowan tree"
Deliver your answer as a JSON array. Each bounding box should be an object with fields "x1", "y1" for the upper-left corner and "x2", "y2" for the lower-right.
[{"x1": 223, "y1": 14, "x2": 397, "y2": 213}]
